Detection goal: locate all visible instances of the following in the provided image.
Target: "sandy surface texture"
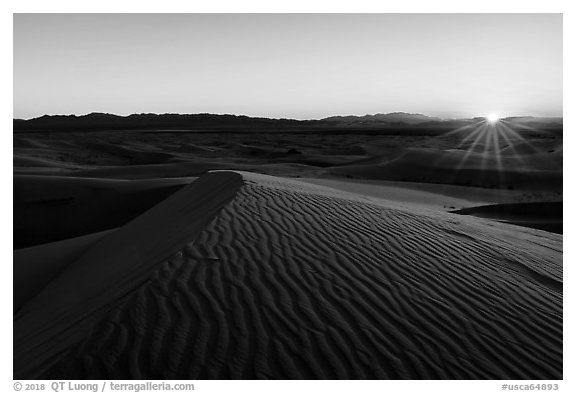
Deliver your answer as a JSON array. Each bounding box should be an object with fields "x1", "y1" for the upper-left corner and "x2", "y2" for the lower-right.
[
  {"x1": 14, "y1": 171, "x2": 562, "y2": 379},
  {"x1": 13, "y1": 130, "x2": 563, "y2": 193},
  {"x1": 14, "y1": 172, "x2": 244, "y2": 379}
]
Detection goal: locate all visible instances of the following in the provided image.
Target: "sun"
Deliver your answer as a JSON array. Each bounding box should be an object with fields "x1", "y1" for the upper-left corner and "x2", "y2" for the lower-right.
[{"x1": 486, "y1": 113, "x2": 500, "y2": 124}]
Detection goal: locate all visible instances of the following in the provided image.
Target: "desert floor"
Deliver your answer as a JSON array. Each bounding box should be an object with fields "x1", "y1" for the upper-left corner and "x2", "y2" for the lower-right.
[{"x1": 14, "y1": 130, "x2": 562, "y2": 379}]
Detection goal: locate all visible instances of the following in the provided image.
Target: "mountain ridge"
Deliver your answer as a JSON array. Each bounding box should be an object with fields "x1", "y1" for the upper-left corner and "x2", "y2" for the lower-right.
[
  {"x1": 13, "y1": 112, "x2": 563, "y2": 132},
  {"x1": 322, "y1": 112, "x2": 443, "y2": 124}
]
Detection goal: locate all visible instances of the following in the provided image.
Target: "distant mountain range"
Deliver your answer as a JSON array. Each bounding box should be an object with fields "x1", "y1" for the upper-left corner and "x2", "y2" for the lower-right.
[
  {"x1": 13, "y1": 112, "x2": 562, "y2": 133},
  {"x1": 13, "y1": 113, "x2": 310, "y2": 131},
  {"x1": 322, "y1": 112, "x2": 443, "y2": 124}
]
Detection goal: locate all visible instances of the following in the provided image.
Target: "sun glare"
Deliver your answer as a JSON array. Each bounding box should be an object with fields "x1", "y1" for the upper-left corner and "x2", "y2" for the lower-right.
[
  {"x1": 438, "y1": 114, "x2": 543, "y2": 185},
  {"x1": 486, "y1": 113, "x2": 500, "y2": 124}
]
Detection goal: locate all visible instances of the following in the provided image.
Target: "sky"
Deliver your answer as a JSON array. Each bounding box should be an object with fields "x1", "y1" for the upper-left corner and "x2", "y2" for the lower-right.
[{"x1": 13, "y1": 13, "x2": 562, "y2": 120}]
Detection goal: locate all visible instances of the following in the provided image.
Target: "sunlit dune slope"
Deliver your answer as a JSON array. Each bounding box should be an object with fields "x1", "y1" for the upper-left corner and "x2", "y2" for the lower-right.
[{"x1": 14, "y1": 171, "x2": 562, "y2": 379}]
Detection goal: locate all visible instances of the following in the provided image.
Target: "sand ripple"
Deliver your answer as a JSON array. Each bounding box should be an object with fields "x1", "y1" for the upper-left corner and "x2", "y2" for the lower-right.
[{"x1": 21, "y1": 172, "x2": 561, "y2": 379}]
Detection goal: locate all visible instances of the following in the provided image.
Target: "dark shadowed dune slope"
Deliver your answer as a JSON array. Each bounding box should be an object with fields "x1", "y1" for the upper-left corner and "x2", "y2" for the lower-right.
[
  {"x1": 14, "y1": 172, "x2": 244, "y2": 379},
  {"x1": 453, "y1": 202, "x2": 562, "y2": 234},
  {"x1": 14, "y1": 176, "x2": 190, "y2": 248},
  {"x1": 15, "y1": 172, "x2": 562, "y2": 380}
]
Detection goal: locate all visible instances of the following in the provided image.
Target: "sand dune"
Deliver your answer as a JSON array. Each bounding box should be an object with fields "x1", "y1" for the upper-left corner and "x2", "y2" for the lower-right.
[
  {"x1": 329, "y1": 148, "x2": 562, "y2": 190},
  {"x1": 453, "y1": 202, "x2": 562, "y2": 234},
  {"x1": 14, "y1": 131, "x2": 562, "y2": 199},
  {"x1": 14, "y1": 175, "x2": 191, "y2": 248},
  {"x1": 82, "y1": 142, "x2": 176, "y2": 165},
  {"x1": 297, "y1": 177, "x2": 530, "y2": 211},
  {"x1": 69, "y1": 161, "x2": 232, "y2": 179},
  {"x1": 13, "y1": 154, "x2": 87, "y2": 170},
  {"x1": 14, "y1": 229, "x2": 115, "y2": 311},
  {"x1": 14, "y1": 171, "x2": 562, "y2": 379},
  {"x1": 13, "y1": 161, "x2": 230, "y2": 180},
  {"x1": 14, "y1": 171, "x2": 243, "y2": 379}
]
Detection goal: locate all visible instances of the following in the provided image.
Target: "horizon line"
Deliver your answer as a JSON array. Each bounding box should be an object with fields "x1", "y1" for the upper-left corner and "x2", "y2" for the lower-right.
[{"x1": 13, "y1": 111, "x2": 564, "y2": 122}]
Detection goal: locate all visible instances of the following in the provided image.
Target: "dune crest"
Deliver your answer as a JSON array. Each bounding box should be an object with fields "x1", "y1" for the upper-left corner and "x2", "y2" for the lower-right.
[
  {"x1": 14, "y1": 171, "x2": 244, "y2": 379},
  {"x1": 15, "y1": 171, "x2": 562, "y2": 379}
]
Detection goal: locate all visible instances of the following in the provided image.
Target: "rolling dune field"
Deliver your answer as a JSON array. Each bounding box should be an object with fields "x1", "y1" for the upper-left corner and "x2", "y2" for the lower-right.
[{"x1": 14, "y1": 172, "x2": 562, "y2": 379}]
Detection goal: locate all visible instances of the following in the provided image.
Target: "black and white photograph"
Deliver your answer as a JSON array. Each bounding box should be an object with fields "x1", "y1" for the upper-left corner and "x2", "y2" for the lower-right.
[{"x1": 10, "y1": 6, "x2": 568, "y2": 385}]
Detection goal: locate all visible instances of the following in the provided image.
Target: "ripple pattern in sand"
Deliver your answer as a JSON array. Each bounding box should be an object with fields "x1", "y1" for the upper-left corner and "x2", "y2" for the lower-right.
[{"x1": 46, "y1": 173, "x2": 562, "y2": 379}]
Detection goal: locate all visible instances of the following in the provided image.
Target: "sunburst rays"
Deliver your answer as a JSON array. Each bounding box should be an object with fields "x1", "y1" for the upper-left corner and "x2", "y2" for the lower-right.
[{"x1": 431, "y1": 116, "x2": 553, "y2": 191}]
